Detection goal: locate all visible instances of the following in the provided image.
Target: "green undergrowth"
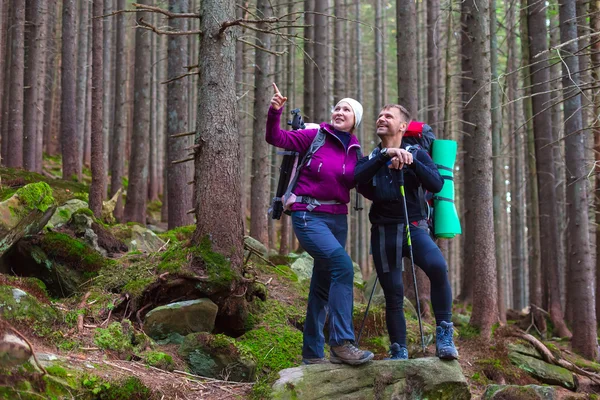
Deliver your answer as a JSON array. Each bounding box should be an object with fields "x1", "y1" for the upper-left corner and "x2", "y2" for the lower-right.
[
  {"x1": 140, "y1": 350, "x2": 175, "y2": 371},
  {"x1": 93, "y1": 320, "x2": 150, "y2": 359},
  {"x1": 40, "y1": 232, "x2": 109, "y2": 272},
  {"x1": 158, "y1": 224, "x2": 195, "y2": 244},
  {"x1": 93, "y1": 254, "x2": 156, "y2": 301}
]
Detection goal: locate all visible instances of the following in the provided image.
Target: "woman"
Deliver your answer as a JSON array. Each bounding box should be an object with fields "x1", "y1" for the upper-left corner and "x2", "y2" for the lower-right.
[{"x1": 266, "y1": 83, "x2": 373, "y2": 366}]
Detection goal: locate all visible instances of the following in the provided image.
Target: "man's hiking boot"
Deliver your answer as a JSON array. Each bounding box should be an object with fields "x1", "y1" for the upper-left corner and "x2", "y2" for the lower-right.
[
  {"x1": 330, "y1": 342, "x2": 374, "y2": 366},
  {"x1": 385, "y1": 343, "x2": 408, "y2": 360},
  {"x1": 435, "y1": 321, "x2": 458, "y2": 360},
  {"x1": 302, "y1": 357, "x2": 329, "y2": 365}
]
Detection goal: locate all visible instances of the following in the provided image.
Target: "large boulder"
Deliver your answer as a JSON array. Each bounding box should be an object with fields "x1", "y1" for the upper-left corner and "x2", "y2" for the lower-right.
[
  {"x1": 508, "y1": 351, "x2": 575, "y2": 390},
  {"x1": 128, "y1": 224, "x2": 165, "y2": 253},
  {"x1": 144, "y1": 299, "x2": 219, "y2": 340},
  {"x1": 483, "y1": 384, "x2": 587, "y2": 399},
  {"x1": 0, "y1": 331, "x2": 32, "y2": 368},
  {"x1": 0, "y1": 286, "x2": 57, "y2": 326},
  {"x1": 44, "y1": 199, "x2": 89, "y2": 230},
  {"x1": 179, "y1": 333, "x2": 256, "y2": 382},
  {"x1": 272, "y1": 358, "x2": 470, "y2": 399},
  {"x1": 290, "y1": 252, "x2": 314, "y2": 282},
  {"x1": 0, "y1": 182, "x2": 56, "y2": 258}
]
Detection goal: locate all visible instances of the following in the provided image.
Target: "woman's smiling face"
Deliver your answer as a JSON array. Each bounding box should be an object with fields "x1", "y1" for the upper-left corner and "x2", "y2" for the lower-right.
[{"x1": 331, "y1": 102, "x2": 355, "y2": 132}]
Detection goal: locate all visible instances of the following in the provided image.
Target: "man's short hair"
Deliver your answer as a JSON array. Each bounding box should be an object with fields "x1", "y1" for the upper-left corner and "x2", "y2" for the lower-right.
[{"x1": 381, "y1": 104, "x2": 411, "y2": 123}]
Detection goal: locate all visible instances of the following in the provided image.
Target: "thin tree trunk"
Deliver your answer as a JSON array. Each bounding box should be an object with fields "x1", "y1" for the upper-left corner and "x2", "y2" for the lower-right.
[
  {"x1": 313, "y1": 0, "x2": 328, "y2": 122},
  {"x1": 75, "y1": 0, "x2": 90, "y2": 176},
  {"x1": 591, "y1": 0, "x2": 600, "y2": 332},
  {"x1": 166, "y1": 0, "x2": 193, "y2": 229},
  {"x1": 426, "y1": 0, "x2": 439, "y2": 124},
  {"x1": 249, "y1": 0, "x2": 272, "y2": 247},
  {"x1": 466, "y1": 0, "x2": 497, "y2": 339},
  {"x1": 24, "y1": 0, "x2": 45, "y2": 171},
  {"x1": 43, "y1": 0, "x2": 59, "y2": 157},
  {"x1": 90, "y1": 0, "x2": 105, "y2": 217},
  {"x1": 102, "y1": 0, "x2": 115, "y2": 197},
  {"x1": 0, "y1": 1, "x2": 5, "y2": 140},
  {"x1": 303, "y1": 0, "x2": 314, "y2": 121},
  {"x1": 7, "y1": 0, "x2": 25, "y2": 168},
  {"x1": 490, "y1": 0, "x2": 505, "y2": 324},
  {"x1": 558, "y1": 0, "x2": 597, "y2": 359},
  {"x1": 334, "y1": 0, "x2": 346, "y2": 103},
  {"x1": 148, "y1": 13, "x2": 159, "y2": 203},
  {"x1": 35, "y1": 0, "x2": 49, "y2": 172},
  {"x1": 123, "y1": 1, "x2": 152, "y2": 224},
  {"x1": 374, "y1": 0, "x2": 383, "y2": 117},
  {"x1": 526, "y1": 0, "x2": 571, "y2": 338},
  {"x1": 111, "y1": 0, "x2": 128, "y2": 221},
  {"x1": 61, "y1": 0, "x2": 78, "y2": 179},
  {"x1": 192, "y1": 0, "x2": 244, "y2": 266},
  {"x1": 396, "y1": 0, "x2": 417, "y2": 114},
  {"x1": 520, "y1": 0, "x2": 545, "y2": 334}
]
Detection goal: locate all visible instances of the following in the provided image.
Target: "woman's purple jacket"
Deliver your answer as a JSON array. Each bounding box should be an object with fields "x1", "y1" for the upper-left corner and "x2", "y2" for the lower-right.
[{"x1": 266, "y1": 106, "x2": 362, "y2": 215}]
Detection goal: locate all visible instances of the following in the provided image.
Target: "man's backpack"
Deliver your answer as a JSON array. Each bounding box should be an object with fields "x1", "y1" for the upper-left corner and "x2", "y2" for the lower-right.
[{"x1": 401, "y1": 121, "x2": 437, "y2": 235}]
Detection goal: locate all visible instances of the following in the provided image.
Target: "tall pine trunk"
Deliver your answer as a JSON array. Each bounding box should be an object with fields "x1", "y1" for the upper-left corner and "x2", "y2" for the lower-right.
[
  {"x1": 103, "y1": 0, "x2": 115, "y2": 196},
  {"x1": 124, "y1": 2, "x2": 152, "y2": 224},
  {"x1": 313, "y1": 0, "x2": 328, "y2": 122},
  {"x1": 526, "y1": 0, "x2": 570, "y2": 338},
  {"x1": 76, "y1": 0, "x2": 90, "y2": 176},
  {"x1": 61, "y1": 0, "x2": 78, "y2": 179},
  {"x1": 426, "y1": 0, "x2": 438, "y2": 124},
  {"x1": 90, "y1": 0, "x2": 105, "y2": 217},
  {"x1": 558, "y1": 0, "x2": 597, "y2": 359},
  {"x1": 303, "y1": 0, "x2": 314, "y2": 121},
  {"x1": 7, "y1": 0, "x2": 25, "y2": 168},
  {"x1": 465, "y1": 0, "x2": 497, "y2": 338},
  {"x1": 591, "y1": 0, "x2": 600, "y2": 331}
]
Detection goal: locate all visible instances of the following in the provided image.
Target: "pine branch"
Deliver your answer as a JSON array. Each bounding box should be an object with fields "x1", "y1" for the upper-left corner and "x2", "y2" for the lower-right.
[
  {"x1": 132, "y1": 3, "x2": 199, "y2": 18},
  {"x1": 237, "y1": 38, "x2": 286, "y2": 56},
  {"x1": 137, "y1": 17, "x2": 202, "y2": 35},
  {"x1": 162, "y1": 70, "x2": 199, "y2": 84},
  {"x1": 171, "y1": 131, "x2": 196, "y2": 138}
]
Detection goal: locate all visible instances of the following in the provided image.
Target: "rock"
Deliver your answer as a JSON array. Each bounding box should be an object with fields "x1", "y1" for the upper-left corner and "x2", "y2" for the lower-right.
[
  {"x1": 66, "y1": 211, "x2": 107, "y2": 256},
  {"x1": 484, "y1": 384, "x2": 588, "y2": 400},
  {"x1": 0, "y1": 332, "x2": 32, "y2": 368},
  {"x1": 244, "y1": 236, "x2": 269, "y2": 264},
  {"x1": 128, "y1": 224, "x2": 165, "y2": 253},
  {"x1": 179, "y1": 333, "x2": 256, "y2": 382},
  {"x1": 272, "y1": 358, "x2": 470, "y2": 399},
  {"x1": 144, "y1": 299, "x2": 219, "y2": 340},
  {"x1": 102, "y1": 188, "x2": 121, "y2": 224},
  {"x1": 290, "y1": 252, "x2": 314, "y2": 282},
  {"x1": 352, "y1": 261, "x2": 364, "y2": 285},
  {"x1": 44, "y1": 199, "x2": 89, "y2": 230},
  {"x1": 0, "y1": 182, "x2": 56, "y2": 258},
  {"x1": 508, "y1": 351, "x2": 575, "y2": 389},
  {"x1": 507, "y1": 343, "x2": 543, "y2": 360},
  {"x1": 0, "y1": 286, "x2": 57, "y2": 325}
]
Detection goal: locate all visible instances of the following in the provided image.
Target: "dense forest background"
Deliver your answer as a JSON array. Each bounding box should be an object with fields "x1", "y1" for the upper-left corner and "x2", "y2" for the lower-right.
[{"x1": 0, "y1": 0, "x2": 598, "y2": 362}]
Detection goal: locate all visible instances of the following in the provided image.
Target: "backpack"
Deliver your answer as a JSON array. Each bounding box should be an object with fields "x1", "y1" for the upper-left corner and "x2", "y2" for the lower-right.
[{"x1": 401, "y1": 121, "x2": 437, "y2": 235}]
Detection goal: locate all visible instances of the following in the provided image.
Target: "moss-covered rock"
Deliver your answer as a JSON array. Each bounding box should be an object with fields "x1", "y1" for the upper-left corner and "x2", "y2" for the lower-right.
[
  {"x1": 140, "y1": 350, "x2": 175, "y2": 371},
  {"x1": 179, "y1": 332, "x2": 256, "y2": 382},
  {"x1": 483, "y1": 384, "x2": 558, "y2": 399},
  {"x1": 508, "y1": 351, "x2": 575, "y2": 389},
  {"x1": 93, "y1": 320, "x2": 140, "y2": 358},
  {"x1": 144, "y1": 298, "x2": 219, "y2": 340},
  {"x1": 272, "y1": 358, "x2": 470, "y2": 400},
  {"x1": 0, "y1": 285, "x2": 58, "y2": 334},
  {"x1": 45, "y1": 199, "x2": 89, "y2": 230}
]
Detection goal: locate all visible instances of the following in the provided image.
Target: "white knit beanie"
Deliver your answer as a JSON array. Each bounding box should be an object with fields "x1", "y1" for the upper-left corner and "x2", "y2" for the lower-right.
[{"x1": 335, "y1": 98, "x2": 363, "y2": 129}]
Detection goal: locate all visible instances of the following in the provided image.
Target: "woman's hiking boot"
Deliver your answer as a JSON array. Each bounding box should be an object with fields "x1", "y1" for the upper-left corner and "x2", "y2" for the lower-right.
[
  {"x1": 330, "y1": 342, "x2": 374, "y2": 366},
  {"x1": 435, "y1": 321, "x2": 458, "y2": 360},
  {"x1": 385, "y1": 343, "x2": 408, "y2": 360}
]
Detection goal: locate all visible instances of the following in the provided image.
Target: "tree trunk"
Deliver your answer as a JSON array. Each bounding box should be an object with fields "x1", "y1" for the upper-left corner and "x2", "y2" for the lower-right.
[
  {"x1": 591, "y1": 0, "x2": 600, "y2": 331},
  {"x1": 166, "y1": 0, "x2": 193, "y2": 229},
  {"x1": 426, "y1": 0, "x2": 439, "y2": 124},
  {"x1": 558, "y1": 0, "x2": 597, "y2": 359},
  {"x1": 111, "y1": 0, "x2": 128, "y2": 221},
  {"x1": 192, "y1": 0, "x2": 243, "y2": 267},
  {"x1": 508, "y1": 0, "x2": 526, "y2": 310},
  {"x1": 334, "y1": 0, "x2": 346, "y2": 103},
  {"x1": 90, "y1": 0, "x2": 105, "y2": 217},
  {"x1": 373, "y1": 0, "x2": 383, "y2": 117},
  {"x1": 0, "y1": 1, "x2": 5, "y2": 140},
  {"x1": 303, "y1": 0, "x2": 314, "y2": 121},
  {"x1": 123, "y1": 1, "x2": 152, "y2": 224},
  {"x1": 313, "y1": 0, "x2": 328, "y2": 122},
  {"x1": 148, "y1": 14, "x2": 160, "y2": 204},
  {"x1": 396, "y1": 0, "x2": 417, "y2": 114},
  {"x1": 43, "y1": 0, "x2": 59, "y2": 157},
  {"x1": 489, "y1": 0, "x2": 505, "y2": 324},
  {"x1": 24, "y1": 0, "x2": 46, "y2": 172},
  {"x1": 7, "y1": 0, "x2": 25, "y2": 168},
  {"x1": 526, "y1": 0, "x2": 571, "y2": 338},
  {"x1": 249, "y1": 0, "x2": 272, "y2": 247},
  {"x1": 75, "y1": 0, "x2": 90, "y2": 176},
  {"x1": 61, "y1": 0, "x2": 78, "y2": 179},
  {"x1": 458, "y1": 0, "x2": 474, "y2": 304},
  {"x1": 465, "y1": 0, "x2": 497, "y2": 339},
  {"x1": 102, "y1": 0, "x2": 115, "y2": 196}
]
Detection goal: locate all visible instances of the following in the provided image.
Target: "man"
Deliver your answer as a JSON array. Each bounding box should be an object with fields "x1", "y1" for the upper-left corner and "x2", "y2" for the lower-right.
[{"x1": 354, "y1": 104, "x2": 458, "y2": 360}]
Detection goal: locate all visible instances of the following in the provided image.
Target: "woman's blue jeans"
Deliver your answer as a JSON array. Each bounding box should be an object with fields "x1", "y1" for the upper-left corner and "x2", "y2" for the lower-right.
[{"x1": 291, "y1": 211, "x2": 355, "y2": 359}]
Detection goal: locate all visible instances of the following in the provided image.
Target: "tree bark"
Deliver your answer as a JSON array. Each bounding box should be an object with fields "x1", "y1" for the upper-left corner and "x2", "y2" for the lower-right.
[
  {"x1": 426, "y1": 0, "x2": 439, "y2": 124},
  {"x1": 0, "y1": 1, "x2": 5, "y2": 140},
  {"x1": 111, "y1": 0, "x2": 128, "y2": 221},
  {"x1": 90, "y1": 0, "x2": 105, "y2": 217},
  {"x1": 76, "y1": 0, "x2": 90, "y2": 176},
  {"x1": 166, "y1": 0, "x2": 193, "y2": 229},
  {"x1": 374, "y1": 0, "x2": 383, "y2": 117},
  {"x1": 465, "y1": 0, "x2": 498, "y2": 339},
  {"x1": 7, "y1": 0, "x2": 25, "y2": 168},
  {"x1": 558, "y1": 0, "x2": 597, "y2": 359},
  {"x1": 526, "y1": 0, "x2": 571, "y2": 338},
  {"x1": 61, "y1": 0, "x2": 78, "y2": 179},
  {"x1": 192, "y1": 0, "x2": 244, "y2": 267},
  {"x1": 249, "y1": 0, "x2": 272, "y2": 247},
  {"x1": 303, "y1": 0, "x2": 314, "y2": 121},
  {"x1": 334, "y1": 0, "x2": 346, "y2": 103},
  {"x1": 123, "y1": 1, "x2": 152, "y2": 224},
  {"x1": 591, "y1": 0, "x2": 600, "y2": 332},
  {"x1": 102, "y1": 0, "x2": 115, "y2": 196},
  {"x1": 312, "y1": 0, "x2": 328, "y2": 122},
  {"x1": 396, "y1": 0, "x2": 417, "y2": 114},
  {"x1": 489, "y1": 0, "x2": 505, "y2": 324},
  {"x1": 43, "y1": 0, "x2": 59, "y2": 157},
  {"x1": 24, "y1": 0, "x2": 45, "y2": 172}
]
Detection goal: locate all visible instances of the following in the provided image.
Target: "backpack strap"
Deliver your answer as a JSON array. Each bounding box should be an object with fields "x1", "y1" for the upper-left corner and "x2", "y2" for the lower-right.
[
  {"x1": 354, "y1": 147, "x2": 363, "y2": 211},
  {"x1": 283, "y1": 129, "x2": 327, "y2": 201}
]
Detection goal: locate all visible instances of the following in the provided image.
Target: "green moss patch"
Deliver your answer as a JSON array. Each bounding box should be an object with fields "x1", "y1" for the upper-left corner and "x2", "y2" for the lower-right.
[
  {"x1": 93, "y1": 321, "x2": 138, "y2": 357},
  {"x1": 158, "y1": 224, "x2": 195, "y2": 244},
  {"x1": 38, "y1": 232, "x2": 107, "y2": 272},
  {"x1": 140, "y1": 350, "x2": 175, "y2": 371}
]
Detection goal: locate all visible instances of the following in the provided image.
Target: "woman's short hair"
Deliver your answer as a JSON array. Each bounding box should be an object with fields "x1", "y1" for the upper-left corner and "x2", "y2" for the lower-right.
[{"x1": 381, "y1": 104, "x2": 411, "y2": 123}]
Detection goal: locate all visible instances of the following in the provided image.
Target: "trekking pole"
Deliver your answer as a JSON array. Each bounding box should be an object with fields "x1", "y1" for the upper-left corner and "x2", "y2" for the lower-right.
[
  {"x1": 399, "y1": 169, "x2": 426, "y2": 354},
  {"x1": 356, "y1": 275, "x2": 378, "y2": 345}
]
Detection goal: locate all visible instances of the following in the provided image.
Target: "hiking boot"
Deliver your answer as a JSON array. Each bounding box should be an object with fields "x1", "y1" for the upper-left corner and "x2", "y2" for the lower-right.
[
  {"x1": 435, "y1": 321, "x2": 458, "y2": 360},
  {"x1": 302, "y1": 357, "x2": 329, "y2": 365},
  {"x1": 385, "y1": 343, "x2": 408, "y2": 360},
  {"x1": 330, "y1": 342, "x2": 374, "y2": 366}
]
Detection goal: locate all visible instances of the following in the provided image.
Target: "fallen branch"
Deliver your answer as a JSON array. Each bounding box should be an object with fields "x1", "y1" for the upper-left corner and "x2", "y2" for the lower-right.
[
  {"x1": 136, "y1": 303, "x2": 153, "y2": 329},
  {"x1": 77, "y1": 292, "x2": 92, "y2": 333}
]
